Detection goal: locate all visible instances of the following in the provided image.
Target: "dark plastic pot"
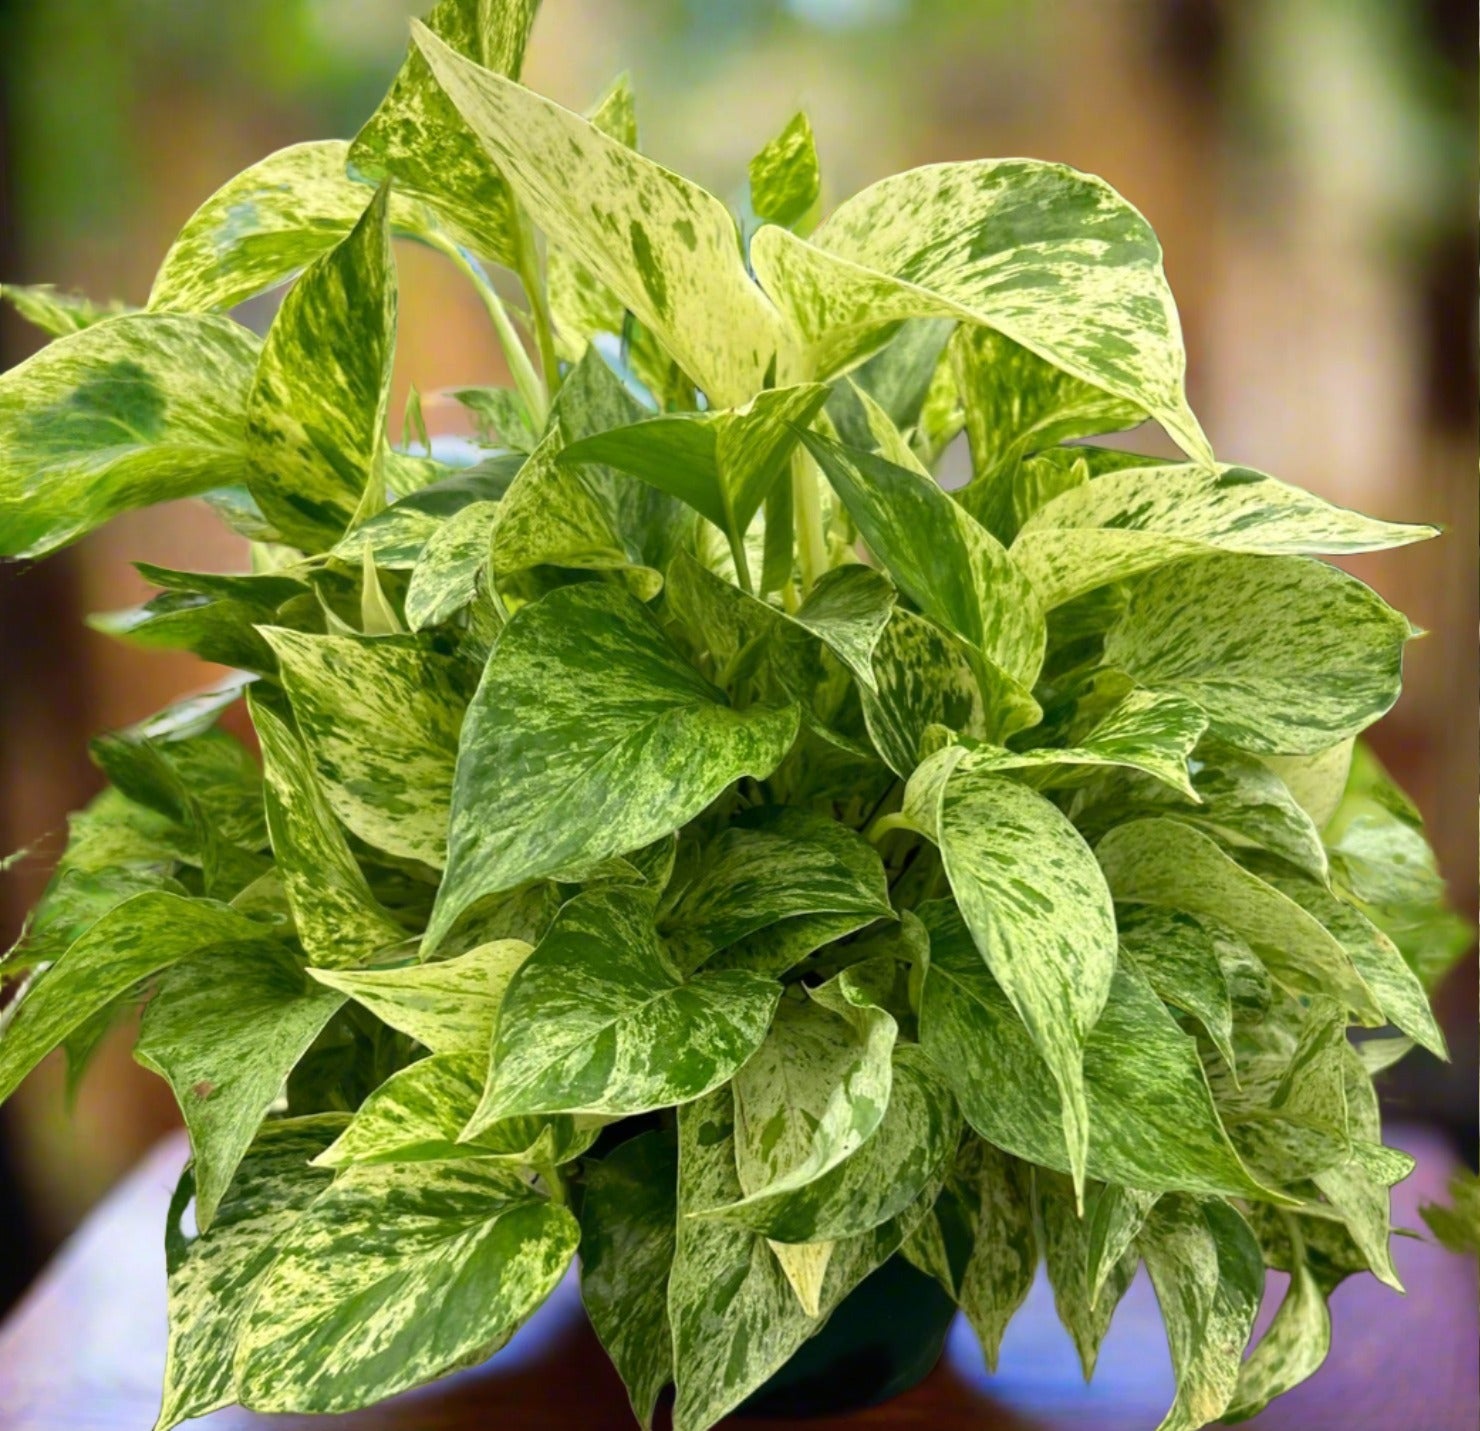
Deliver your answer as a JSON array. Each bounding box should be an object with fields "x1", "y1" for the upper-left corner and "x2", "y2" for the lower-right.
[{"x1": 738, "y1": 1253, "x2": 957, "y2": 1418}]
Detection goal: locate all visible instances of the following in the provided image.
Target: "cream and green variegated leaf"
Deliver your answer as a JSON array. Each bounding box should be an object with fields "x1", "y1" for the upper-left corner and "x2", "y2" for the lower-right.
[
  {"x1": 260, "y1": 627, "x2": 465, "y2": 868},
  {"x1": 1138, "y1": 1196, "x2": 1265, "y2": 1431},
  {"x1": 414, "y1": 23, "x2": 783, "y2": 407},
  {"x1": 466, "y1": 887, "x2": 780, "y2": 1132},
  {"x1": 251, "y1": 696, "x2": 404, "y2": 966},
  {"x1": 702, "y1": 909, "x2": 883, "y2": 979},
  {"x1": 904, "y1": 1138, "x2": 1037, "y2": 1370},
  {"x1": 917, "y1": 901, "x2": 1278, "y2": 1201},
  {"x1": 1013, "y1": 460, "x2": 1435, "y2": 609},
  {"x1": 750, "y1": 159, "x2": 1209, "y2": 462},
  {"x1": 326, "y1": 499, "x2": 441, "y2": 568},
  {"x1": 154, "y1": 1115, "x2": 345, "y2": 1431},
  {"x1": 1085, "y1": 1183, "x2": 1160, "y2": 1308},
  {"x1": 312, "y1": 1051, "x2": 595, "y2": 1170},
  {"x1": 660, "y1": 805, "x2": 891, "y2": 971},
  {"x1": 233, "y1": 1158, "x2": 578, "y2": 1414},
  {"x1": 668, "y1": 1085, "x2": 943, "y2": 1431},
  {"x1": 148, "y1": 141, "x2": 440, "y2": 314},
  {"x1": 451, "y1": 384, "x2": 538, "y2": 452},
  {"x1": 244, "y1": 184, "x2": 395, "y2": 552},
  {"x1": 404, "y1": 500, "x2": 498, "y2": 631},
  {"x1": 309, "y1": 939, "x2": 531, "y2": 1054},
  {"x1": 951, "y1": 324, "x2": 1144, "y2": 544},
  {"x1": 1103, "y1": 554, "x2": 1412, "y2": 755},
  {"x1": 1, "y1": 282, "x2": 129, "y2": 337},
  {"x1": 1095, "y1": 819, "x2": 1380, "y2": 1021},
  {"x1": 0, "y1": 312, "x2": 259, "y2": 558},
  {"x1": 427, "y1": 581, "x2": 797, "y2": 949},
  {"x1": 350, "y1": 0, "x2": 539, "y2": 266},
  {"x1": 749, "y1": 111, "x2": 821, "y2": 232},
  {"x1": 923, "y1": 764, "x2": 1119, "y2": 1194},
  {"x1": 579, "y1": 1129, "x2": 678, "y2": 1430},
  {"x1": 1261, "y1": 738, "x2": 1355, "y2": 833},
  {"x1": 0, "y1": 891, "x2": 290, "y2": 1105},
  {"x1": 824, "y1": 319, "x2": 955, "y2": 462},
  {"x1": 800, "y1": 428, "x2": 1045, "y2": 687},
  {"x1": 135, "y1": 945, "x2": 344, "y2": 1230}
]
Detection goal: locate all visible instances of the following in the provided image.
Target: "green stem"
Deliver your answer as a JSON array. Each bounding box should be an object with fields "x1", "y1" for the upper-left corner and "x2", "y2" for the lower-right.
[
  {"x1": 865, "y1": 811, "x2": 916, "y2": 845},
  {"x1": 727, "y1": 529, "x2": 755, "y2": 595},
  {"x1": 792, "y1": 447, "x2": 827, "y2": 596},
  {"x1": 536, "y1": 1160, "x2": 567, "y2": 1206},
  {"x1": 514, "y1": 213, "x2": 560, "y2": 397}
]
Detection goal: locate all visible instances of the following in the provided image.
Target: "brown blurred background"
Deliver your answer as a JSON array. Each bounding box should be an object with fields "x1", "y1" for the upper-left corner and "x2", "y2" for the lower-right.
[{"x1": 0, "y1": 0, "x2": 1474, "y2": 1307}]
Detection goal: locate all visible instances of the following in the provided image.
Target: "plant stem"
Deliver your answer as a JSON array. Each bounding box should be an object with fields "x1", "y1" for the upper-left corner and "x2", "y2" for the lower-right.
[
  {"x1": 866, "y1": 811, "x2": 915, "y2": 845},
  {"x1": 514, "y1": 212, "x2": 561, "y2": 397},
  {"x1": 791, "y1": 447, "x2": 827, "y2": 596}
]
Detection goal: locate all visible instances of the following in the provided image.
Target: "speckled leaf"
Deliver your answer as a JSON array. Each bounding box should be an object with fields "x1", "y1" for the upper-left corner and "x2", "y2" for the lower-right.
[
  {"x1": 1261, "y1": 739, "x2": 1354, "y2": 832},
  {"x1": 260, "y1": 627, "x2": 464, "y2": 868},
  {"x1": 800, "y1": 429, "x2": 1044, "y2": 687},
  {"x1": 749, "y1": 111, "x2": 821, "y2": 232},
  {"x1": 790, "y1": 563, "x2": 895, "y2": 691},
  {"x1": 917, "y1": 901, "x2": 1275, "y2": 1200},
  {"x1": 149, "y1": 140, "x2": 438, "y2": 313},
  {"x1": 0, "y1": 891, "x2": 288, "y2": 1106},
  {"x1": 579, "y1": 1129, "x2": 678, "y2": 1430},
  {"x1": 154, "y1": 1115, "x2": 345, "y2": 1431},
  {"x1": 930, "y1": 767, "x2": 1118, "y2": 1193},
  {"x1": 1, "y1": 282, "x2": 129, "y2": 337},
  {"x1": 1103, "y1": 554, "x2": 1412, "y2": 755},
  {"x1": 135, "y1": 945, "x2": 344, "y2": 1230},
  {"x1": 1117, "y1": 905, "x2": 1238, "y2": 1071},
  {"x1": 234, "y1": 1158, "x2": 578, "y2": 1413},
  {"x1": 428, "y1": 582, "x2": 797, "y2": 948},
  {"x1": 251, "y1": 696, "x2": 404, "y2": 967},
  {"x1": 414, "y1": 23, "x2": 782, "y2": 407},
  {"x1": 1138, "y1": 1195, "x2": 1264, "y2": 1431},
  {"x1": 0, "y1": 312, "x2": 259, "y2": 558},
  {"x1": 1014, "y1": 460, "x2": 1434, "y2": 609},
  {"x1": 1085, "y1": 1183, "x2": 1160, "y2": 1307},
  {"x1": 309, "y1": 939, "x2": 532, "y2": 1055},
  {"x1": 244, "y1": 184, "x2": 395, "y2": 551},
  {"x1": 1225, "y1": 1231, "x2": 1331, "y2": 1420},
  {"x1": 350, "y1": 0, "x2": 539, "y2": 265},
  {"x1": 660, "y1": 806, "x2": 891, "y2": 970},
  {"x1": 1095, "y1": 819, "x2": 1379, "y2": 1020},
  {"x1": 404, "y1": 499, "x2": 498, "y2": 630},
  {"x1": 750, "y1": 159, "x2": 1209, "y2": 461},
  {"x1": 468, "y1": 888, "x2": 780, "y2": 1129},
  {"x1": 702, "y1": 909, "x2": 881, "y2": 979}
]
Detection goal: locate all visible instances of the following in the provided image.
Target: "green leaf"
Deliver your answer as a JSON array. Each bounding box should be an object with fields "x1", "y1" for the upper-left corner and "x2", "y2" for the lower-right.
[
  {"x1": 251, "y1": 695, "x2": 405, "y2": 967},
  {"x1": 927, "y1": 766, "x2": 1118, "y2": 1194},
  {"x1": 414, "y1": 22, "x2": 783, "y2": 407},
  {"x1": 579, "y1": 1129, "x2": 678, "y2": 1430},
  {"x1": 234, "y1": 1158, "x2": 579, "y2": 1413},
  {"x1": 0, "y1": 312, "x2": 259, "y2": 558},
  {"x1": 905, "y1": 1139, "x2": 1036, "y2": 1370},
  {"x1": 0, "y1": 891, "x2": 288, "y2": 1105},
  {"x1": 428, "y1": 581, "x2": 797, "y2": 948},
  {"x1": 308, "y1": 939, "x2": 532, "y2": 1055},
  {"x1": 800, "y1": 428, "x2": 1045, "y2": 687},
  {"x1": 1138, "y1": 1195, "x2": 1264, "y2": 1431},
  {"x1": 468, "y1": 887, "x2": 780, "y2": 1128},
  {"x1": 660, "y1": 806, "x2": 891, "y2": 970},
  {"x1": 135, "y1": 945, "x2": 344, "y2": 1230},
  {"x1": 1095, "y1": 819, "x2": 1380, "y2": 1020},
  {"x1": 155, "y1": 1115, "x2": 346, "y2": 1431},
  {"x1": 260, "y1": 627, "x2": 465, "y2": 869},
  {"x1": 918, "y1": 900, "x2": 1276, "y2": 1200},
  {"x1": 451, "y1": 384, "x2": 538, "y2": 452},
  {"x1": 1103, "y1": 554, "x2": 1412, "y2": 755},
  {"x1": 1085, "y1": 1183, "x2": 1159, "y2": 1307},
  {"x1": 148, "y1": 141, "x2": 438, "y2": 313},
  {"x1": 702, "y1": 909, "x2": 883, "y2": 979},
  {"x1": 749, "y1": 111, "x2": 821, "y2": 232},
  {"x1": 404, "y1": 500, "x2": 499, "y2": 631},
  {"x1": 2, "y1": 282, "x2": 129, "y2": 337},
  {"x1": 1261, "y1": 739, "x2": 1354, "y2": 832},
  {"x1": 350, "y1": 0, "x2": 539, "y2": 266},
  {"x1": 750, "y1": 159, "x2": 1209, "y2": 461},
  {"x1": 244, "y1": 184, "x2": 395, "y2": 551}
]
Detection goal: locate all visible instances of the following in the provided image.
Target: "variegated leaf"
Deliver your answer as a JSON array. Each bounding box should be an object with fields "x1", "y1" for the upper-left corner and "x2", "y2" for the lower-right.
[
  {"x1": 0, "y1": 312, "x2": 258, "y2": 558},
  {"x1": 749, "y1": 111, "x2": 821, "y2": 232},
  {"x1": 1138, "y1": 1195, "x2": 1264, "y2": 1431},
  {"x1": 1085, "y1": 1183, "x2": 1160, "y2": 1307},
  {"x1": 155, "y1": 1115, "x2": 346, "y2": 1431},
  {"x1": 234, "y1": 1158, "x2": 578, "y2": 1413},
  {"x1": 579, "y1": 1129, "x2": 678, "y2": 1430},
  {"x1": 309, "y1": 939, "x2": 531, "y2": 1055},
  {"x1": 1103, "y1": 553, "x2": 1412, "y2": 755},
  {"x1": 750, "y1": 159, "x2": 1209, "y2": 461},
  {"x1": 467, "y1": 887, "x2": 780, "y2": 1130},
  {"x1": 404, "y1": 499, "x2": 498, "y2": 631},
  {"x1": 427, "y1": 581, "x2": 797, "y2": 949},
  {"x1": 244, "y1": 183, "x2": 395, "y2": 552},
  {"x1": 1, "y1": 281, "x2": 129, "y2": 337},
  {"x1": 917, "y1": 901, "x2": 1275, "y2": 1200},
  {"x1": 260, "y1": 627, "x2": 465, "y2": 869},
  {"x1": 1013, "y1": 459, "x2": 1435, "y2": 609},
  {"x1": 1261, "y1": 738, "x2": 1355, "y2": 832},
  {"x1": 135, "y1": 945, "x2": 344, "y2": 1230},
  {"x1": 413, "y1": 23, "x2": 783, "y2": 407},
  {"x1": 702, "y1": 909, "x2": 882, "y2": 979}
]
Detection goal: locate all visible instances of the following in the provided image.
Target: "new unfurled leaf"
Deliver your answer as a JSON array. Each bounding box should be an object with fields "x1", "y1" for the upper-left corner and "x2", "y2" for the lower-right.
[{"x1": 749, "y1": 111, "x2": 821, "y2": 231}]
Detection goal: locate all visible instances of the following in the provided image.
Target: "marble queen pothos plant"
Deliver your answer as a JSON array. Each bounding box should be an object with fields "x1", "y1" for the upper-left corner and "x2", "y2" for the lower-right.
[{"x1": 0, "y1": 3, "x2": 1469, "y2": 1429}]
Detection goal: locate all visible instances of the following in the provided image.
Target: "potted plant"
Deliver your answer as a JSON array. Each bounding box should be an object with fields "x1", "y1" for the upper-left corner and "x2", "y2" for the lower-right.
[{"x1": 0, "y1": 3, "x2": 1467, "y2": 1428}]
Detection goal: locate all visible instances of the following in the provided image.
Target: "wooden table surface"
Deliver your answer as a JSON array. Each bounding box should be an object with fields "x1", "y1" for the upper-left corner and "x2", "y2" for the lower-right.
[{"x1": 1, "y1": 1126, "x2": 1474, "y2": 1431}]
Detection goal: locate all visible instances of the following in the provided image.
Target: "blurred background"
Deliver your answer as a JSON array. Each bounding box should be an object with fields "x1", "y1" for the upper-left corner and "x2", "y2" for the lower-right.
[{"x1": 0, "y1": 0, "x2": 1473, "y2": 1313}]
